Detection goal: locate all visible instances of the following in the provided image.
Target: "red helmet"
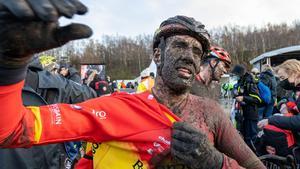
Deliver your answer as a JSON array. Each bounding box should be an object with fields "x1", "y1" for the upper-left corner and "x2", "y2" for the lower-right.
[{"x1": 207, "y1": 46, "x2": 231, "y2": 67}]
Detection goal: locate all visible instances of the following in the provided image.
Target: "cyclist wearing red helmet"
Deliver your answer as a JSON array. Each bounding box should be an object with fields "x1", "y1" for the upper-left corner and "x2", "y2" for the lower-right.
[{"x1": 195, "y1": 46, "x2": 232, "y2": 86}]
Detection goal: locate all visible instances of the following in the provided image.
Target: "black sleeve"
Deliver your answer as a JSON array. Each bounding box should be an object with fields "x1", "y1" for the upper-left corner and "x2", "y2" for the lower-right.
[
  {"x1": 70, "y1": 73, "x2": 82, "y2": 84},
  {"x1": 64, "y1": 80, "x2": 97, "y2": 103},
  {"x1": 243, "y1": 95, "x2": 261, "y2": 104},
  {"x1": 39, "y1": 71, "x2": 97, "y2": 104},
  {"x1": 0, "y1": 66, "x2": 27, "y2": 85},
  {"x1": 268, "y1": 115, "x2": 300, "y2": 131}
]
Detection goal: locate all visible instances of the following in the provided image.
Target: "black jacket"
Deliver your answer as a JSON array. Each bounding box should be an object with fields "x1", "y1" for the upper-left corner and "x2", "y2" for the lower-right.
[
  {"x1": 66, "y1": 67, "x2": 82, "y2": 84},
  {"x1": 237, "y1": 72, "x2": 262, "y2": 120},
  {"x1": 260, "y1": 69, "x2": 277, "y2": 101},
  {"x1": 0, "y1": 62, "x2": 97, "y2": 169}
]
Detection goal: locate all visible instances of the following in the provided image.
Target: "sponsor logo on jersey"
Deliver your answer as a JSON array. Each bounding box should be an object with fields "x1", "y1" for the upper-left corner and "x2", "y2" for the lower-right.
[
  {"x1": 49, "y1": 104, "x2": 62, "y2": 125},
  {"x1": 92, "y1": 110, "x2": 107, "y2": 120},
  {"x1": 158, "y1": 136, "x2": 171, "y2": 145},
  {"x1": 133, "y1": 160, "x2": 144, "y2": 169},
  {"x1": 153, "y1": 142, "x2": 165, "y2": 153},
  {"x1": 147, "y1": 148, "x2": 154, "y2": 155},
  {"x1": 70, "y1": 104, "x2": 82, "y2": 110}
]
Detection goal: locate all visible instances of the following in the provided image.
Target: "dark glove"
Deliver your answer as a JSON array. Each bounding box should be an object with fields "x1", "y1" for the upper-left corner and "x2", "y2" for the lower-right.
[
  {"x1": 0, "y1": 0, "x2": 92, "y2": 85},
  {"x1": 0, "y1": 0, "x2": 88, "y2": 21},
  {"x1": 171, "y1": 122, "x2": 223, "y2": 169}
]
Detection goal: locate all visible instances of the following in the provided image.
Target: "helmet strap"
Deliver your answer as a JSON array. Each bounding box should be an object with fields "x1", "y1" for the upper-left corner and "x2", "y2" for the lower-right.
[{"x1": 209, "y1": 59, "x2": 220, "y2": 81}]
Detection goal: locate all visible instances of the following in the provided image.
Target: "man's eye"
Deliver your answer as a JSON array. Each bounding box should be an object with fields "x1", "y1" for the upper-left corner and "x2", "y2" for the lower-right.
[
  {"x1": 175, "y1": 44, "x2": 182, "y2": 48},
  {"x1": 173, "y1": 41, "x2": 188, "y2": 49},
  {"x1": 175, "y1": 43, "x2": 185, "y2": 48},
  {"x1": 193, "y1": 48, "x2": 202, "y2": 56}
]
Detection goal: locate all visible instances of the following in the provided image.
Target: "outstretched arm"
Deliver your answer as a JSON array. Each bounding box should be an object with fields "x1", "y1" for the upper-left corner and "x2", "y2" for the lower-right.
[
  {"x1": 0, "y1": 0, "x2": 91, "y2": 147},
  {"x1": 268, "y1": 114, "x2": 300, "y2": 131},
  {"x1": 0, "y1": 80, "x2": 176, "y2": 147}
]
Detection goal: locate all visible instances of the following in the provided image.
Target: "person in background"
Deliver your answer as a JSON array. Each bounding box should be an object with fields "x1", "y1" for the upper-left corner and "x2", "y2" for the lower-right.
[
  {"x1": 112, "y1": 80, "x2": 118, "y2": 91},
  {"x1": 258, "y1": 59, "x2": 300, "y2": 132},
  {"x1": 89, "y1": 75, "x2": 112, "y2": 96},
  {"x1": 221, "y1": 82, "x2": 234, "y2": 98},
  {"x1": 257, "y1": 60, "x2": 300, "y2": 159},
  {"x1": 49, "y1": 62, "x2": 60, "y2": 75},
  {"x1": 134, "y1": 81, "x2": 139, "y2": 88},
  {"x1": 106, "y1": 75, "x2": 113, "y2": 92},
  {"x1": 85, "y1": 70, "x2": 98, "y2": 87},
  {"x1": 251, "y1": 67, "x2": 260, "y2": 81},
  {"x1": 232, "y1": 64, "x2": 262, "y2": 152},
  {"x1": 120, "y1": 80, "x2": 126, "y2": 89},
  {"x1": 59, "y1": 64, "x2": 82, "y2": 83},
  {"x1": 126, "y1": 81, "x2": 132, "y2": 89},
  {"x1": 136, "y1": 68, "x2": 155, "y2": 93},
  {"x1": 191, "y1": 46, "x2": 231, "y2": 100},
  {"x1": 258, "y1": 64, "x2": 277, "y2": 120},
  {"x1": 195, "y1": 46, "x2": 231, "y2": 86}
]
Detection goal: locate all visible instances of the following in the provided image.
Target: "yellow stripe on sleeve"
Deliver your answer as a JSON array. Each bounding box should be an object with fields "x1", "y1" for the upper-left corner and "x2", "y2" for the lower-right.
[
  {"x1": 164, "y1": 112, "x2": 177, "y2": 123},
  {"x1": 27, "y1": 106, "x2": 43, "y2": 143},
  {"x1": 249, "y1": 94, "x2": 262, "y2": 103}
]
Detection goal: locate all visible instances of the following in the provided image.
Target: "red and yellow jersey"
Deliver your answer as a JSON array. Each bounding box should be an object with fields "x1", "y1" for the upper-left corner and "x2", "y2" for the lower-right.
[
  {"x1": 81, "y1": 111, "x2": 177, "y2": 169},
  {"x1": 0, "y1": 81, "x2": 180, "y2": 169}
]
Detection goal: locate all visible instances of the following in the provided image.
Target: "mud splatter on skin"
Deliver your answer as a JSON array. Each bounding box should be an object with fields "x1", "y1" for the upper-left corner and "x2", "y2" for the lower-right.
[
  {"x1": 152, "y1": 35, "x2": 265, "y2": 168},
  {"x1": 160, "y1": 35, "x2": 202, "y2": 94}
]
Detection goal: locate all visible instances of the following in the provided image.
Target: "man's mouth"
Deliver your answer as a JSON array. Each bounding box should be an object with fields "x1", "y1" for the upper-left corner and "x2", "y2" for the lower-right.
[{"x1": 177, "y1": 67, "x2": 192, "y2": 79}]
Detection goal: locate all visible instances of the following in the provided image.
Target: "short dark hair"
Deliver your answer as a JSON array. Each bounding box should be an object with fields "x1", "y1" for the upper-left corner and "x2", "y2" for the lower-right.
[
  {"x1": 150, "y1": 72, "x2": 155, "y2": 77},
  {"x1": 231, "y1": 64, "x2": 246, "y2": 76}
]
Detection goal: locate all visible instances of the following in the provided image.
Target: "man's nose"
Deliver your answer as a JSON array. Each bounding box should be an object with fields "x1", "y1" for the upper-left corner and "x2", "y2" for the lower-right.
[
  {"x1": 224, "y1": 68, "x2": 228, "y2": 74},
  {"x1": 182, "y1": 57, "x2": 194, "y2": 65},
  {"x1": 182, "y1": 50, "x2": 195, "y2": 64}
]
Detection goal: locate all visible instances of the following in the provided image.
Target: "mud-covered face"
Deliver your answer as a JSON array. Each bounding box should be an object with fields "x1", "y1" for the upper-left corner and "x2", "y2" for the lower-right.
[
  {"x1": 213, "y1": 60, "x2": 228, "y2": 81},
  {"x1": 161, "y1": 35, "x2": 203, "y2": 92}
]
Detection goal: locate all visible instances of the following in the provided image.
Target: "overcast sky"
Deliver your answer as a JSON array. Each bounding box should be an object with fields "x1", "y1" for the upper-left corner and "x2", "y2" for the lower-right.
[{"x1": 61, "y1": 0, "x2": 300, "y2": 39}]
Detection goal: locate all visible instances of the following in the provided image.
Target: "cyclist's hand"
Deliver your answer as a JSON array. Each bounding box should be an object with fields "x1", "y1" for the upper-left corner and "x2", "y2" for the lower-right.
[
  {"x1": 171, "y1": 122, "x2": 223, "y2": 169},
  {"x1": 0, "y1": 0, "x2": 92, "y2": 67}
]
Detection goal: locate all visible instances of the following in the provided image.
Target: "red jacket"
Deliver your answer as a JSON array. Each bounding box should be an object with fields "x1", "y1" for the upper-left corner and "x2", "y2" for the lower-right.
[{"x1": 0, "y1": 81, "x2": 179, "y2": 169}]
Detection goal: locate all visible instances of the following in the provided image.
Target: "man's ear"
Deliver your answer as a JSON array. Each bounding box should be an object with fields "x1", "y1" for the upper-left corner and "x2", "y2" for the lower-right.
[{"x1": 153, "y1": 48, "x2": 161, "y2": 65}]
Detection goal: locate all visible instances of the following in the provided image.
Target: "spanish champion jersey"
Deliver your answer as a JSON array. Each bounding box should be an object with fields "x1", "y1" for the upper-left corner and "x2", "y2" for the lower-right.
[
  {"x1": 82, "y1": 111, "x2": 177, "y2": 169},
  {"x1": 0, "y1": 81, "x2": 180, "y2": 169}
]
